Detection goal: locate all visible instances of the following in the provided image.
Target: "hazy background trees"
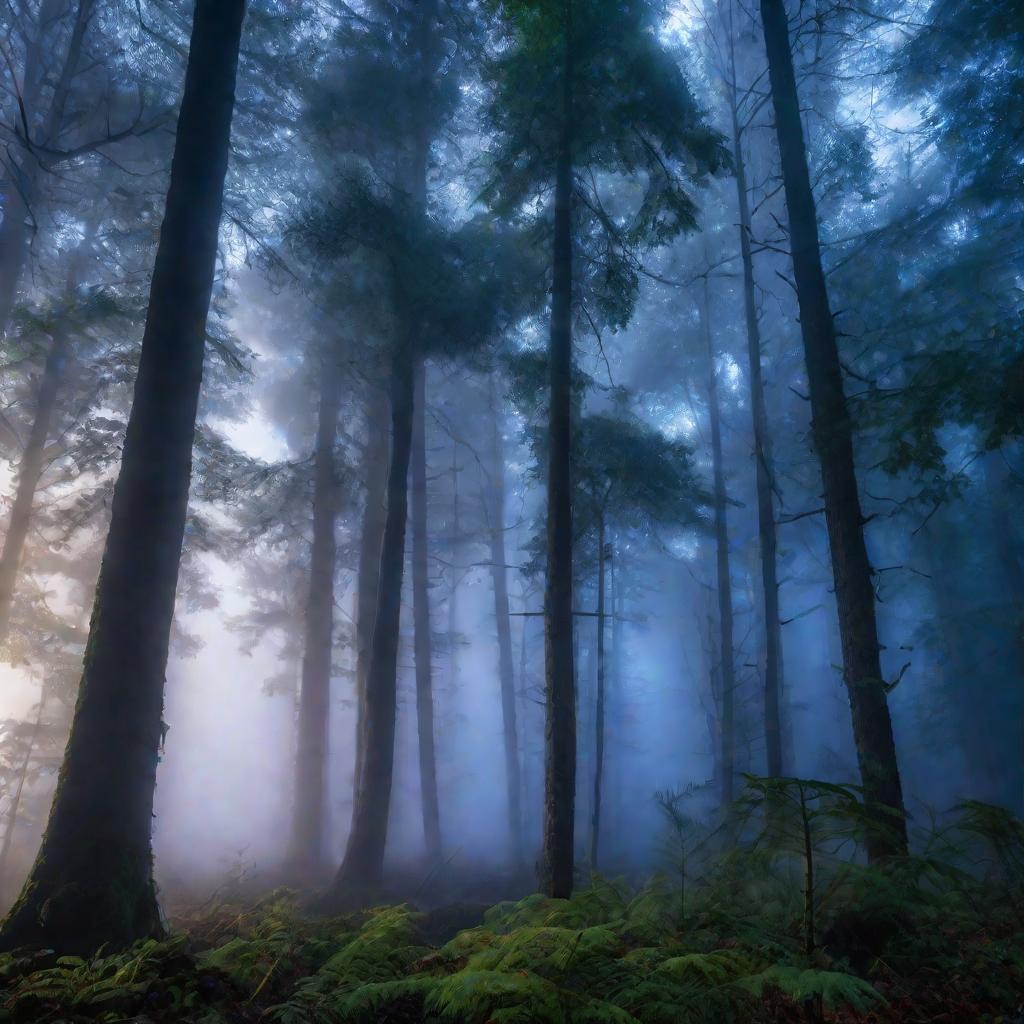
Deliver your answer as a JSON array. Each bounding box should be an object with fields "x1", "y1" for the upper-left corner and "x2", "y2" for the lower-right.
[{"x1": 0, "y1": 0, "x2": 1018, "y2": 942}]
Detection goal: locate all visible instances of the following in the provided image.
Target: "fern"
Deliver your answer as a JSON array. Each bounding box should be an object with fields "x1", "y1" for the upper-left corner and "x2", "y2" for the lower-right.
[{"x1": 738, "y1": 964, "x2": 885, "y2": 1012}]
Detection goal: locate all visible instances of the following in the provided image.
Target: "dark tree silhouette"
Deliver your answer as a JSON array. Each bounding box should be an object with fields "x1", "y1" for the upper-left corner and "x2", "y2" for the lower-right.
[
  {"x1": 0, "y1": 0, "x2": 247, "y2": 953},
  {"x1": 758, "y1": 0, "x2": 907, "y2": 858}
]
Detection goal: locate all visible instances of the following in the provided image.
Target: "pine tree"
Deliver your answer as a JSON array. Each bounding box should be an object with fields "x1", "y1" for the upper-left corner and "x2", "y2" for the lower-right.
[
  {"x1": 0, "y1": 0, "x2": 247, "y2": 954},
  {"x1": 757, "y1": 0, "x2": 907, "y2": 859}
]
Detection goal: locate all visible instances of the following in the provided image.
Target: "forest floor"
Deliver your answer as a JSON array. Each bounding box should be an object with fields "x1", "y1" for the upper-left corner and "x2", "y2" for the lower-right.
[{"x1": 0, "y1": 856, "x2": 1022, "y2": 1024}]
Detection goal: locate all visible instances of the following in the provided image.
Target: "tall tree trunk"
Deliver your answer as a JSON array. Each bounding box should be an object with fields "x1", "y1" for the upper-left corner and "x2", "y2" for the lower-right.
[
  {"x1": 701, "y1": 278, "x2": 737, "y2": 809},
  {"x1": 543, "y1": 0, "x2": 577, "y2": 900},
  {"x1": 406, "y1": 0, "x2": 442, "y2": 866},
  {"x1": 0, "y1": 0, "x2": 246, "y2": 954},
  {"x1": 488, "y1": 389, "x2": 523, "y2": 865},
  {"x1": 723, "y1": 25, "x2": 784, "y2": 777},
  {"x1": 759, "y1": 0, "x2": 907, "y2": 859},
  {"x1": 589, "y1": 513, "x2": 607, "y2": 868},
  {"x1": 411, "y1": 358, "x2": 441, "y2": 863},
  {"x1": 354, "y1": 389, "x2": 389, "y2": 793},
  {"x1": 0, "y1": 329, "x2": 68, "y2": 641},
  {"x1": 288, "y1": 351, "x2": 342, "y2": 877},
  {"x1": 330, "y1": 342, "x2": 415, "y2": 898}
]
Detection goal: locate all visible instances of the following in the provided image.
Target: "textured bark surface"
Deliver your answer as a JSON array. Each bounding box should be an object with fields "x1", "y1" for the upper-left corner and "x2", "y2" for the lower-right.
[
  {"x1": 0, "y1": 0, "x2": 246, "y2": 954},
  {"x1": 759, "y1": 0, "x2": 907, "y2": 858},
  {"x1": 488, "y1": 394, "x2": 523, "y2": 865},
  {"x1": 330, "y1": 344, "x2": 414, "y2": 897},
  {"x1": 701, "y1": 280, "x2": 736, "y2": 809},
  {"x1": 411, "y1": 358, "x2": 442, "y2": 863},
  {"x1": 288, "y1": 352, "x2": 342, "y2": 877},
  {"x1": 542, "y1": 0, "x2": 577, "y2": 899}
]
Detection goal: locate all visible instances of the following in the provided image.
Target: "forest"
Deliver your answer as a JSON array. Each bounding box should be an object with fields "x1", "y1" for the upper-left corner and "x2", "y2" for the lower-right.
[{"x1": 0, "y1": 0, "x2": 1019, "y2": 1020}]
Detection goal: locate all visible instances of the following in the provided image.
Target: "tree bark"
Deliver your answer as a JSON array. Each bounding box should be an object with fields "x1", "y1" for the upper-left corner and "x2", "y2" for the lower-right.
[
  {"x1": 758, "y1": 0, "x2": 907, "y2": 859},
  {"x1": 701, "y1": 278, "x2": 737, "y2": 809},
  {"x1": 411, "y1": 357, "x2": 442, "y2": 863},
  {"x1": 487, "y1": 389, "x2": 523, "y2": 865},
  {"x1": 723, "y1": 27, "x2": 784, "y2": 777},
  {"x1": 330, "y1": 341, "x2": 415, "y2": 898},
  {"x1": 288, "y1": 350, "x2": 342, "y2": 878},
  {"x1": 0, "y1": 0, "x2": 246, "y2": 954},
  {"x1": 354, "y1": 389, "x2": 389, "y2": 793},
  {"x1": 0, "y1": 329, "x2": 68, "y2": 641},
  {"x1": 542, "y1": 0, "x2": 577, "y2": 900},
  {"x1": 589, "y1": 513, "x2": 607, "y2": 868}
]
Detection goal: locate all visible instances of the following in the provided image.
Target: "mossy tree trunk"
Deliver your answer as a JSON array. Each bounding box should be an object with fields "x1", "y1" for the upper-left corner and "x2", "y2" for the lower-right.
[
  {"x1": 0, "y1": 0, "x2": 246, "y2": 954},
  {"x1": 759, "y1": 0, "x2": 907, "y2": 860}
]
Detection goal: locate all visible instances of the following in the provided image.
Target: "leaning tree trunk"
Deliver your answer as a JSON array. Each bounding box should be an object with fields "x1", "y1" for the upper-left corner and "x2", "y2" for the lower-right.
[
  {"x1": 724, "y1": 40, "x2": 784, "y2": 777},
  {"x1": 589, "y1": 513, "x2": 607, "y2": 868},
  {"x1": 759, "y1": 0, "x2": 907, "y2": 859},
  {"x1": 0, "y1": 0, "x2": 246, "y2": 954},
  {"x1": 0, "y1": 329, "x2": 68, "y2": 641},
  {"x1": 701, "y1": 278, "x2": 737, "y2": 810},
  {"x1": 288, "y1": 351, "x2": 342, "y2": 878},
  {"x1": 487, "y1": 389, "x2": 523, "y2": 866},
  {"x1": 329, "y1": 340, "x2": 415, "y2": 899},
  {"x1": 411, "y1": 357, "x2": 442, "y2": 863},
  {"x1": 354, "y1": 389, "x2": 389, "y2": 793},
  {"x1": 542, "y1": 0, "x2": 577, "y2": 901}
]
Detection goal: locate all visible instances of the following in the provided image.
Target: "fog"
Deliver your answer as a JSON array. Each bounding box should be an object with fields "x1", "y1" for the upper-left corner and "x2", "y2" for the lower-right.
[{"x1": 0, "y1": 0, "x2": 1020, "y2": 933}]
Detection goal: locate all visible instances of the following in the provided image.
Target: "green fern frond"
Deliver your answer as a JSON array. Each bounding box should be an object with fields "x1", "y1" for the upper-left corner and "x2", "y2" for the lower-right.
[{"x1": 738, "y1": 963, "x2": 885, "y2": 1012}]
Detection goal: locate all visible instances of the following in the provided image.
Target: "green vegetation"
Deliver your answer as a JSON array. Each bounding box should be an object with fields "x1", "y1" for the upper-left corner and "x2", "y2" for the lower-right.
[{"x1": 1, "y1": 793, "x2": 1021, "y2": 1023}]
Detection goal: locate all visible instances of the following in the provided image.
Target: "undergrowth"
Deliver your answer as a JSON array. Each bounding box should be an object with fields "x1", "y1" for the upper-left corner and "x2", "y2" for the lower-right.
[{"x1": 0, "y1": 801, "x2": 1022, "y2": 1023}]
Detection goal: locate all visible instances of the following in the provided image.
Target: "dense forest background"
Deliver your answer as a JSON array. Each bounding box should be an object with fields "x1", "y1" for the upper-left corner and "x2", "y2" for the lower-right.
[{"x1": 0, "y1": 0, "x2": 1019, "y2": 1018}]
